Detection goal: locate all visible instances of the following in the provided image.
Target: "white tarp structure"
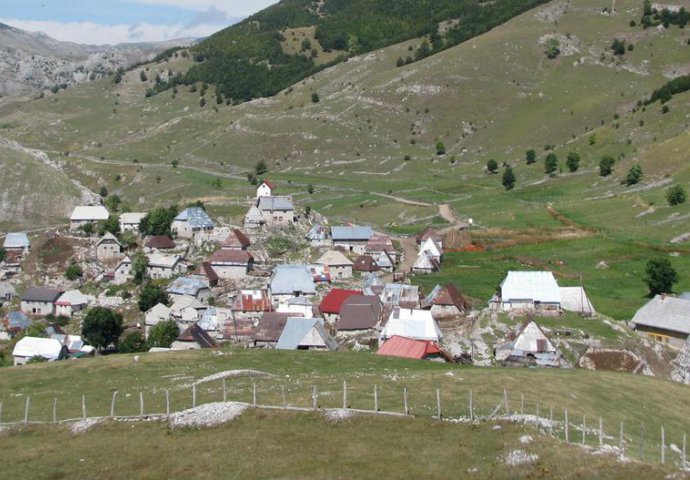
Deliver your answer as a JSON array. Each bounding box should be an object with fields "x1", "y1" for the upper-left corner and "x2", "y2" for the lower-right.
[
  {"x1": 13, "y1": 337, "x2": 66, "y2": 365},
  {"x1": 499, "y1": 271, "x2": 561, "y2": 311},
  {"x1": 559, "y1": 286, "x2": 595, "y2": 315},
  {"x1": 379, "y1": 308, "x2": 442, "y2": 344}
]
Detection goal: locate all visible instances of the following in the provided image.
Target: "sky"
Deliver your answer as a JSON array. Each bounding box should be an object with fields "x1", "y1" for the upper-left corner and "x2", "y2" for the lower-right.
[{"x1": 0, "y1": 0, "x2": 277, "y2": 45}]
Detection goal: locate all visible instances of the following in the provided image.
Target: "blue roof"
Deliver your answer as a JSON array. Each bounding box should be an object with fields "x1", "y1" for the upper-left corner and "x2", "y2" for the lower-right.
[
  {"x1": 174, "y1": 208, "x2": 214, "y2": 229},
  {"x1": 7, "y1": 311, "x2": 30, "y2": 330},
  {"x1": 3, "y1": 232, "x2": 29, "y2": 249},
  {"x1": 276, "y1": 317, "x2": 337, "y2": 350},
  {"x1": 270, "y1": 265, "x2": 316, "y2": 296},
  {"x1": 331, "y1": 225, "x2": 372, "y2": 241},
  {"x1": 166, "y1": 276, "x2": 209, "y2": 296}
]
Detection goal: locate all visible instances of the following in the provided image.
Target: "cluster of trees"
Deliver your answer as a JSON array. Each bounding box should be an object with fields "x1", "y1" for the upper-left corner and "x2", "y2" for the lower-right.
[
  {"x1": 641, "y1": 0, "x2": 689, "y2": 28},
  {"x1": 139, "y1": 206, "x2": 179, "y2": 237},
  {"x1": 644, "y1": 258, "x2": 678, "y2": 296},
  {"x1": 646, "y1": 74, "x2": 690, "y2": 105}
]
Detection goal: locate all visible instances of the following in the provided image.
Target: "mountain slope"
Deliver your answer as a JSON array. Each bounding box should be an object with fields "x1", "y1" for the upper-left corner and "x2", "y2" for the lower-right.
[{"x1": 0, "y1": 22, "x2": 191, "y2": 97}]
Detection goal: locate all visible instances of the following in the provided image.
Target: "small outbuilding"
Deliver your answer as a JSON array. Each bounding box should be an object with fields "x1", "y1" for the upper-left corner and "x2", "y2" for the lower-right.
[
  {"x1": 96, "y1": 232, "x2": 121, "y2": 263},
  {"x1": 13, "y1": 337, "x2": 67, "y2": 365},
  {"x1": 377, "y1": 335, "x2": 452, "y2": 362},
  {"x1": 317, "y1": 250, "x2": 354, "y2": 280},
  {"x1": 629, "y1": 294, "x2": 690, "y2": 348},
  {"x1": 276, "y1": 317, "x2": 338, "y2": 351}
]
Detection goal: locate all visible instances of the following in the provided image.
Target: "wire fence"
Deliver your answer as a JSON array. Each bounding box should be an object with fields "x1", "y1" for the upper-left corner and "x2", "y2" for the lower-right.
[{"x1": 0, "y1": 378, "x2": 687, "y2": 470}]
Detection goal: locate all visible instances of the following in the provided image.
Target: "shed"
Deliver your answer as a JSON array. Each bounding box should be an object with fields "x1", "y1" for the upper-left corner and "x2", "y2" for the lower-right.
[
  {"x1": 171, "y1": 323, "x2": 217, "y2": 350},
  {"x1": 377, "y1": 335, "x2": 452, "y2": 362},
  {"x1": 412, "y1": 250, "x2": 441, "y2": 274},
  {"x1": 54, "y1": 290, "x2": 91, "y2": 317},
  {"x1": 276, "y1": 317, "x2": 338, "y2": 351},
  {"x1": 495, "y1": 320, "x2": 561, "y2": 367},
  {"x1": 338, "y1": 295, "x2": 383, "y2": 331},
  {"x1": 0, "y1": 281, "x2": 17, "y2": 304},
  {"x1": 559, "y1": 286, "x2": 596, "y2": 315},
  {"x1": 13, "y1": 337, "x2": 68, "y2": 365}
]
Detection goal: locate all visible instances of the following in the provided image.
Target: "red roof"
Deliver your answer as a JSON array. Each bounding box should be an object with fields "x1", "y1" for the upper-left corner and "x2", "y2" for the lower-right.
[
  {"x1": 377, "y1": 335, "x2": 442, "y2": 360},
  {"x1": 208, "y1": 249, "x2": 252, "y2": 264},
  {"x1": 415, "y1": 227, "x2": 442, "y2": 246},
  {"x1": 222, "y1": 229, "x2": 251, "y2": 249},
  {"x1": 319, "y1": 288, "x2": 362, "y2": 315},
  {"x1": 146, "y1": 235, "x2": 176, "y2": 249},
  {"x1": 258, "y1": 179, "x2": 275, "y2": 190},
  {"x1": 232, "y1": 290, "x2": 273, "y2": 312},
  {"x1": 353, "y1": 255, "x2": 381, "y2": 272},
  {"x1": 196, "y1": 262, "x2": 219, "y2": 283}
]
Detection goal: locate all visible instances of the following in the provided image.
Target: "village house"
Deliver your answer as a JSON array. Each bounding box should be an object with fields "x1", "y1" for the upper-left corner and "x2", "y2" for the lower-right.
[
  {"x1": 495, "y1": 320, "x2": 565, "y2": 367},
  {"x1": 69, "y1": 205, "x2": 109, "y2": 231},
  {"x1": 0, "y1": 281, "x2": 17, "y2": 306},
  {"x1": 629, "y1": 294, "x2": 690, "y2": 348},
  {"x1": 171, "y1": 207, "x2": 215, "y2": 239},
  {"x1": 13, "y1": 337, "x2": 68, "y2": 365},
  {"x1": 1, "y1": 250, "x2": 23, "y2": 275},
  {"x1": 353, "y1": 255, "x2": 381, "y2": 274},
  {"x1": 366, "y1": 234, "x2": 398, "y2": 262},
  {"x1": 257, "y1": 196, "x2": 295, "y2": 228},
  {"x1": 54, "y1": 290, "x2": 91, "y2": 317},
  {"x1": 196, "y1": 262, "x2": 220, "y2": 287},
  {"x1": 331, "y1": 225, "x2": 373, "y2": 254},
  {"x1": 231, "y1": 289, "x2": 273, "y2": 323},
  {"x1": 20, "y1": 287, "x2": 62, "y2": 316},
  {"x1": 374, "y1": 251, "x2": 395, "y2": 272},
  {"x1": 379, "y1": 308, "x2": 443, "y2": 344},
  {"x1": 198, "y1": 307, "x2": 233, "y2": 340},
  {"x1": 145, "y1": 235, "x2": 176, "y2": 251},
  {"x1": 419, "y1": 236, "x2": 443, "y2": 262},
  {"x1": 277, "y1": 296, "x2": 316, "y2": 318},
  {"x1": 416, "y1": 227, "x2": 443, "y2": 249},
  {"x1": 495, "y1": 271, "x2": 562, "y2": 312},
  {"x1": 252, "y1": 312, "x2": 299, "y2": 348},
  {"x1": 96, "y1": 232, "x2": 122, "y2": 263},
  {"x1": 422, "y1": 284, "x2": 469, "y2": 319},
  {"x1": 118, "y1": 212, "x2": 147, "y2": 232},
  {"x1": 362, "y1": 273, "x2": 384, "y2": 296},
  {"x1": 146, "y1": 252, "x2": 182, "y2": 279},
  {"x1": 207, "y1": 249, "x2": 253, "y2": 280},
  {"x1": 413, "y1": 249, "x2": 441, "y2": 274},
  {"x1": 144, "y1": 303, "x2": 172, "y2": 337},
  {"x1": 243, "y1": 204, "x2": 265, "y2": 230},
  {"x1": 112, "y1": 256, "x2": 133, "y2": 284},
  {"x1": 221, "y1": 229, "x2": 251, "y2": 250},
  {"x1": 269, "y1": 265, "x2": 317, "y2": 306},
  {"x1": 171, "y1": 323, "x2": 217, "y2": 350},
  {"x1": 166, "y1": 276, "x2": 211, "y2": 302},
  {"x1": 377, "y1": 335, "x2": 453, "y2": 362},
  {"x1": 380, "y1": 283, "x2": 420, "y2": 309},
  {"x1": 317, "y1": 250, "x2": 354, "y2": 280},
  {"x1": 319, "y1": 288, "x2": 362, "y2": 323},
  {"x1": 306, "y1": 224, "x2": 331, "y2": 248},
  {"x1": 337, "y1": 295, "x2": 383, "y2": 332},
  {"x1": 3, "y1": 232, "x2": 30, "y2": 255},
  {"x1": 256, "y1": 179, "x2": 276, "y2": 198},
  {"x1": 0, "y1": 311, "x2": 30, "y2": 340},
  {"x1": 276, "y1": 317, "x2": 338, "y2": 351}
]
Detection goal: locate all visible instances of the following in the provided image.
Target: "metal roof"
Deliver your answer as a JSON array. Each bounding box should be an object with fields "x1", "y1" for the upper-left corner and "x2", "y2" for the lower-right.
[
  {"x1": 166, "y1": 277, "x2": 209, "y2": 297},
  {"x1": 0, "y1": 281, "x2": 17, "y2": 298},
  {"x1": 70, "y1": 205, "x2": 109, "y2": 221},
  {"x1": 631, "y1": 295, "x2": 690, "y2": 336},
  {"x1": 317, "y1": 250, "x2": 353, "y2": 267},
  {"x1": 377, "y1": 335, "x2": 442, "y2": 360},
  {"x1": 338, "y1": 295, "x2": 383, "y2": 330},
  {"x1": 12, "y1": 337, "x2": 65, "y2": 360},
  {"x1": 6, "y1": 311, "x2": 30, "y2": 330},
  {"x1": 55, "y1": 290, "x2": 90, "y2": 306},
  {"x1": 306, "y1": 224, "x2": 329, "y2": 241},
  {"x1": 380, "y1": 309, "x2": 442, "y2": 342},
  {"x1": 147, "y1": 252, "x2": 180, "y2": 268},
  {"x1": 21, "y1": 287, "x2": 62, "y2": 303},
  {"x1": 258, "y1": 196, "x2": 294, "y2": 211},
  {"x1": 559, "y1": 287, "x2": 596, "y2": 314},
  {"x1": 380, "y1": 283, "x2": 420, "y2": 308},
  {"x1": 3, "y1": 232, "x2": 29, "y2": 249},
  {"x1": 270, "y1": 265, "x2": 316, "y2": 296},
  {"x1": 500, "y1": 271, "x2": 561, "y2": 305},
  {"x1": 119, "y1": 212, "x2": 146, "y2": 225},
  {"x1": 319, "y1": 288, "x2": 361, "y2": 314},
  {"x1": 276, "y1": 317, "x2": 337, "y2": 350},
  {"x1": 331, "y1": 225, "x2": 372, "y2": 241},
  {"x1": 174, "y1": 207, "x2": 215, "y2": 229}
]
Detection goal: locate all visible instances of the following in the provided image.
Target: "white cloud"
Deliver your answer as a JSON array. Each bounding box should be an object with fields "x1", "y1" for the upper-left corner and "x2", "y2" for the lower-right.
[
  {"x1": 0, "y1": 18, "x2": 227, "y2": 45},
  {"x1": 133, "y1": 0, "x2": 277, "y2": 17}
]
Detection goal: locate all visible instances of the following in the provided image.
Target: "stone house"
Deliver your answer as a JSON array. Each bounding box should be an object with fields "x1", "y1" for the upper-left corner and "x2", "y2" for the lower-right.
[
  {"x1": 146, "y1": 253, "x2": 182, "y2": 279},
  {"x1": 69, "y1": 206, "x2": 109, "y2": 231},
  {"x1": 171, "y1": 207, "x2": 215, "y2": 239},
  {"x1": 207, "y1": 249, "x2": 253, "y2": 280},
  {"x1": 96, "y1": 232, "x2": 121, "y2": 263},
  {"x1": 257, "y1": 197, "x2": 295, "y2": 228},
  {"x1": 20, "y1": 287, "x2": 62, "y2": 316},
  {"x1": 317, "y1": 250, "x2": 354, "y2": 280}
]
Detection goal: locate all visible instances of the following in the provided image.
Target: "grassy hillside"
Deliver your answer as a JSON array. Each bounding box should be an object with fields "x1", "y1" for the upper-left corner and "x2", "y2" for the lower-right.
[{"x1": 0, "y1": 348, "x2": 689, "y2": 477}]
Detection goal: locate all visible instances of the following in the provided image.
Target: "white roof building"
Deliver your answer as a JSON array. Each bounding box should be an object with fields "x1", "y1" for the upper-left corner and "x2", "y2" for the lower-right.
[
  {"x1": 419, "y1": 237, "x2": 443, "y2": 259},
  {"x1": 379, "y1": 308, "x2": 442, "y2": 343},
  {"x1": 12, "y1": 337, "x2": 66, "y2": 365},
  {"x1": 70, "y1": 206, "x2": 109, "y2": 222},
  {"x1": 499, "y1": 271, "x2": 561, "y2": 311},
  {"x1": 119, "y1": 212, "x2": 147, "y2": 231},
  {"x1": 317, "y1": 250, "x2": 353, "y2": 267},
  {"x1": 559, "y1": 287, "x2": 596, "y2": 315}
]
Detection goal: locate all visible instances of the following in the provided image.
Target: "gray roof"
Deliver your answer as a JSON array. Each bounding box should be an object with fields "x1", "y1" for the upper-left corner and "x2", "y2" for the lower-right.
[
  {"x1": 631, "y1": 295, "x2": 690, "y2": 336},
  {"x1": 166, "y1": 276, "x2": 209, "y2": 297},
  {"x1": 0, "y1": 281, "x2": 17, "y2": 297},
  {"x1": 270, "y1": 265, "x2": 316, "y2": 296},
  {"x1": 7, "y1": 311, "x2": 30, "y2": 330},
  {"x1": 258, "y1": 196, "x2": 294, "y2": 211},
  {"x1": 331, "y1": 225, "x2": 373, "y2": 242},
  {"x1": 21, "y1": 287, "x2": 62, "y2": 303},
  {"x1": 3, "y1": 232, "x2": 29, "y2": 249},
  {"x1": 174, "y1": 207, "x2": 215, "y2": 229},
  {"x1": 276, "y1": 317, "x2": 337, "y2": 350}
]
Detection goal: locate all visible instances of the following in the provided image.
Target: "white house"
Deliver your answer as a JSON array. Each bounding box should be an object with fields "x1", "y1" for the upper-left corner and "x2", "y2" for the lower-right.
[
  {"x1": 207, "y1": 249, "x2": 253, "y2": 280},
  {"x1": 497, "y1": 271, "x2": 562, "y2": 312},
  {"x1": 171, "y1": 207, "x2": 215, "y2": 239},
  {"x1": 146, "y1": 253, "x2": 182, "y2": 279},
  {"x1": 145, "y1": 303, "x2": 172, "y2": 337},
  {"x1": 3, "y1": 232, "x2": 30, "y2": 255},
  {"x1": 269, "y1": 265, "x2": 317, "y2": 306},
  {"x1": 13, "y1": 337, "x2": 67, "y2": 365},
  {"x1": 257, "y1": 197, "x2": 295, "y2": 228},
  {"x1": 256, "y1": 179, "x2": 275, "y2": 198},
  {"x1": 379, "y1": 308, "x2": 443, "y2": 344},
  {"x1": 96, "y1": 232, "x2": 121, "y2": 263},
  {"x1": 419, "y1": 237, "x2": 443, "y2": 261},
  {"x1": 317, "y1": 250, "x2": 353, "y2": 280},
  {"x1": 411, "y1": 250, "x2": 440, "y2": 274},
  {"x1": 70, "y1": 206, "x2": 109, "y2": 231},
  {"x1": 54, "y1": 290, "x2": 91, "y2": 317},
  {"x1": 331, "y1": 225, "x2": 373, "y2": 254},
  {"x1": 495, "y1": 320, "x2": 564, "y2": 367},
  {"x1": 119, "y1": 212, "x2": 147, "y2": 232},
  {"x1": 113, "y1": 256, "x2": 133, "y2": 284},
  {"x1": 20, "y1": 287, "x2": 62, "y2": 316}
]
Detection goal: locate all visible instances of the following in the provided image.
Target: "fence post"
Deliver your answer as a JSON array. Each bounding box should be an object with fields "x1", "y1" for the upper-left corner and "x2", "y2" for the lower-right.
[
  {"x1": 53, "y1": 398, "x2": 57, "y2": 424},
  {"x1": 282, "y1": 385, "x2": 286, "y2": 408},
  {"x1": 139, "y1": 392, "x2": 144, "y2": 417},
  {"x1": 503, "y1": 388, "x2": 509, "y2": 415},
  {"x1": 82, "y1": 395, "x2": 86, "y2": 420},
  {"x1": 0, "y1": 402, "x2": 2, "y2": 425},
  {"x1": 639, "y1": 423, "x2": 645, "y2": 460},
  {"x1": 549, "y1": 407, "x2": 554, "y2": 436},
  {"x1": 536, "y1": 401, "x2": 539, "y2": 420},
  {"x1": 683, "y1": 433, "x2": 686, "y2": 470},
  {"x1": 582, "y1": 415, "x2": 586, "y2": 446},
  {"x1": 110, "y1": 391, "x2": 118, "y2": 418},
  {"x1": 222, "y1": 378, "x2": 227, "y2": 402},
  {"x1": 619, "y1": 421, "x2": 624, "y2": 455},
  {"x1": 564, "y1": 410, "x2": 569, "y2": 443},
  {"x1": 192, "y1": 384, "x2": 197, "y2": 408},
  {"x1": 599, "y1": 417, "x2": 604, "y2": 448},
  {"x1": 469, "y1": 390, "x2": 474, "y2": 422},
  {"x1": 24, "y1": 396, "x2": 30, "y2": 424},
  {"x1": 520, "y1": 393, "x2": 524, "y2": 416},
  {"x1": 252, "y1": 381, "x2": 257, "y2": 407},
  {"x1": 312, "y1": 385, "x2": 317, "y2": 410},
  {"x1": 374, "y1": 386, "x2": 379, "y2": 413},
  {"x1": 165, "y1": 390, "x2": 170, "y2": 415},
  {"x1": 661, "y1": 426, "x2": 665, "y2": 464},
  {"x1": 403, "y1": 387, "x2": 409, "y2": 415},
  {"x1": 343, "y1": 381, "x2": 348, "y2": 410},
  {"x1": 436, "y1": 388, "x2": 442, "y2": 420}
]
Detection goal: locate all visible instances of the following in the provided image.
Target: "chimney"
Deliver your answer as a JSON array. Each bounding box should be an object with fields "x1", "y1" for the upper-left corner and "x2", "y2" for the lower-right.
[{"x1": 661, "y1": 293, "x2": 667, "y2": 301}]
